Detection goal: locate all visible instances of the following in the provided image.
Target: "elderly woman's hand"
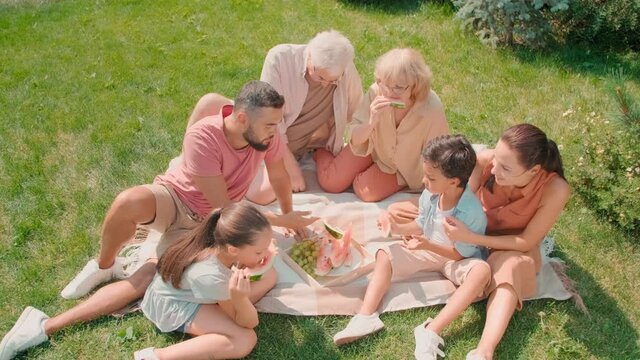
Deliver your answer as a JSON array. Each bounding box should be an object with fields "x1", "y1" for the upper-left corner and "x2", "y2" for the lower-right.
[{"x1": 369, "y1": 96, "x2": 392, "y2": 125}]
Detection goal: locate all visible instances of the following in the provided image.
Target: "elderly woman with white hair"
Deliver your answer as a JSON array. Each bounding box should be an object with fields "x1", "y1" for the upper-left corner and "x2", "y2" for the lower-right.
[
  {"x1": 244, "y1": 30, "x2": 363, "y2": 204},
  {"x1": 314, "y1": 48, "x2": 449, "y2": 202}
]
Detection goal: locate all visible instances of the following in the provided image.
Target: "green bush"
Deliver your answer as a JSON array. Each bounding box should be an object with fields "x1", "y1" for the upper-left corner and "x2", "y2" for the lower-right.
[
  {"x1": 572, "y1": 84, "x2": 640, "y2": 236},
  {"x1": 453, "y1": 0, "x2": 569, "y2": 48},
  {"x1": 556, "y1": 0, "x2": 640, "y2": 51}
]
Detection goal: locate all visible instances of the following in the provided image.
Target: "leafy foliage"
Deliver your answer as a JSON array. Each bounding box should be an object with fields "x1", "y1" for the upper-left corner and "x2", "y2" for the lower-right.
[
  {"x1": 571, "y1": 82, "x2": 640, "y2": 237},
  {"x1": 557, "y1": 0, "x2": 640, "y2": 51},
  {"x1": 453, "y1": 0, "x2": 569, "y2": 48}
]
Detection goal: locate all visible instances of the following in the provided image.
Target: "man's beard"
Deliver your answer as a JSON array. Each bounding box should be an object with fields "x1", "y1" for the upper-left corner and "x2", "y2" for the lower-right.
[{"x1": 243, "y1": 126, "x2": 270, "y2": 152}]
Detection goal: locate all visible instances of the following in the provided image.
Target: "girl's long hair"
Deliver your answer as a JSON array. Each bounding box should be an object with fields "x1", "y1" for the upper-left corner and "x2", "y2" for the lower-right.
[
  {"x1": 485, "y1": 123, "x2": 566, "y2": 192},
  {"x1": 157, "y1": 202, "x2": 270, "y2": 288}
]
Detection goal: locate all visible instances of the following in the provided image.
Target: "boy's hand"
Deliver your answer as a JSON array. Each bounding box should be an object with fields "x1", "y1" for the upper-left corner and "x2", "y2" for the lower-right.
[
  {"x1": 229, "y1": 267, "x2": 251, "y2": 300},
  {"x1": 402, "y1": 235, "x2": 428, "y2": 251},
  {"x1": 377, "y1": 210, "x2": 396, "y2": 235}
]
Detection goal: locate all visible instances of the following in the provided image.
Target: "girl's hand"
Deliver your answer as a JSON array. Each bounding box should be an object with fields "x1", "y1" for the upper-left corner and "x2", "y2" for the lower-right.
[
  {"x1": 443, "y1": 216, "x2": 472, "y2": 243},
  {"x1": 229, "y1": 267, "x2": 251, "y2": 300},
  {"x1": 402, "y1": 235, "x2": 428, "y2": 250}
]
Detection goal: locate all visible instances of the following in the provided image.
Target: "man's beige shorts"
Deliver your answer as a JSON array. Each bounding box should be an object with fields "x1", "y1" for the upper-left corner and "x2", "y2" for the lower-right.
[
  {"x1": 142, "y1": 184, "x2": 203, "y2": 258},
  {"x1": 373, "y1": 242, "x2": 490, "y2": 287}
]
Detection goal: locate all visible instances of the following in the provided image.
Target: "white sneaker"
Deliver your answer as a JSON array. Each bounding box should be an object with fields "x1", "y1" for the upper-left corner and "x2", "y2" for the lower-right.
[
  {"x1": 60, "y1": 258, "x2": 125, "y2": 299},
  {"x1": 134, "y1": 347, "x2": 159, "y2": 360},
  {"x1": 414, "y1": 318, "x2": 444, "y2": 360},
  {"x1": 333, "y1": 312, "x2": 384, "y2": 346},
  {"x1": 0, "y1": 307, "x2": 49, "y2": 360},
  {"x1": 466, "y1": 349, "x2": 488, "y2": 360}
]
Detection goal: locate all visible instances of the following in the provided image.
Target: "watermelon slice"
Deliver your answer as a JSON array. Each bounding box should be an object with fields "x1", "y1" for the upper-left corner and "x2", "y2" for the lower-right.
[
  {"x1": 390, "y1": 101, "x2": 406, "y2": 109},
  {"x1": 324, "y1": 222, "x2": 343, "y2": 239},
  {"x1": 315, "y1": 237, "x2": 333, "y2": 276},
  {"x1": 247, "y1": 243, "x2": 277, "y2": 282},
  {"x1": 330, "y1": 223, "x2": 352, "y2": 267}
]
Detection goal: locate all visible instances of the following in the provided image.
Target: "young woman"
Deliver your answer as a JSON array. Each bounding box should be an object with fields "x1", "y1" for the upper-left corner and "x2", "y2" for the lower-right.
[{"x1": 314, "y1": 47, "x2": 448, "y2": 202}]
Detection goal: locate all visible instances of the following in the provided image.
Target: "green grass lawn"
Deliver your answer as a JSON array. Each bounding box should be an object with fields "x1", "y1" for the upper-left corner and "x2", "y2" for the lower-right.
[{"x1": 1, "y1": 0, "x2": 639, "y2": 359}]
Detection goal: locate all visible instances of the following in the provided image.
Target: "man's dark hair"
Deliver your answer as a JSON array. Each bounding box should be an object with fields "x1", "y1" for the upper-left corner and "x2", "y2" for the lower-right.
[
  {"x1": 422, "y1": 134, "x2": 476, "y2": 188},
  {"x1": 234, "y1": 80, "x2": 285, "y2": 116}
]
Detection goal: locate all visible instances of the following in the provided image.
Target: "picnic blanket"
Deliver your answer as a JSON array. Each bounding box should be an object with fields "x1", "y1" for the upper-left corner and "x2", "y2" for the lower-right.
[{"x1": 119, "y1": 154, "x2": 579, "y2": 316}]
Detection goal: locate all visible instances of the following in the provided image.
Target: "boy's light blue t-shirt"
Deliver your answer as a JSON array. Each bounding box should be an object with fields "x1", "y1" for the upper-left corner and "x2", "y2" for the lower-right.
[{"x1": 415, "y1": 184, "x2": 488, "y2": 259}]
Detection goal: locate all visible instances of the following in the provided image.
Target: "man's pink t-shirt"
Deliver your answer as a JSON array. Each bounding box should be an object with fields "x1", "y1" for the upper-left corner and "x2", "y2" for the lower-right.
[{"x1": 155, "y1": 105, "x2": 285, "y2": 217}]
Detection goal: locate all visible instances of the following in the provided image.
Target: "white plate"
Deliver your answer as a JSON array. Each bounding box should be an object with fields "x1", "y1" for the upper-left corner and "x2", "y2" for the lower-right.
[{"x1": 324, "y1": 246, "x2": 362, "y2": 277}]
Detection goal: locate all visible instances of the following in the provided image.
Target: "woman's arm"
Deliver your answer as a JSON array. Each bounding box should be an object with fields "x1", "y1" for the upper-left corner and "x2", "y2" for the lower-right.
[
  {"x1": 350, "y1": 90, "x2": 393, "y2": 147},
  {"x1": 468, "y1": 149, "x2": 494, "y2": 193},
  {"x1": 350, "y1": 123, "x2": 374, "y2": 146},
  {"x1": 349, "y1": 89, "x2": 375, "y2": 146},
  {"x1": 445, "y1": 177, "x2": 570, "y2": 252}
]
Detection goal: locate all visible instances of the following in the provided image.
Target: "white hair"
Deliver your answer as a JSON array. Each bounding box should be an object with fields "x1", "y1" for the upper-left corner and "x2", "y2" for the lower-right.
[{"x1": 306, "y1": 30, "x2": 354, "y2": 77}]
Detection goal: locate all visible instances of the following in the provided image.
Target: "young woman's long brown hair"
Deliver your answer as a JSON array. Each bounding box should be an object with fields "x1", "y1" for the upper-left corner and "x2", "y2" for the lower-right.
[
  {"x1": 157, "y1": 202, "x2": 271, "y2": 288},
  {"x1": 486, "y1": 123, "x2": 565, "y2": 192}
]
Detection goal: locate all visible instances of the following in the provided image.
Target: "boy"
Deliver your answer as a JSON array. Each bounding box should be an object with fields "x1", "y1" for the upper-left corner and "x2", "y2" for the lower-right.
[{"x1": 333, "y1": 135, "x2": 490, "y2": 360}]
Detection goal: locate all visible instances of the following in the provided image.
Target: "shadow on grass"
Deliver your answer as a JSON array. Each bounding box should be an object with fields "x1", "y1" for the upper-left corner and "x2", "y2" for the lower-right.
[
  {"x1": 493, "y1": 252, "x2": 639, "y2": 359},
  {"x1": 496, "y1": 251, "x2": 640, "y2": 359},
  {"x1": 249, "y1": 314, "x2": 341, "y2": 360},
  {"x1": 338, "y1": 0, "x2": 453, "y2": 14},
  {"x1": 559, "y1": 253, "x2": 640, "y2": 359},
  {"x1": 440, "y1": 251, "x2": 639, "y2": 359},
  {"x1": 508, "y1": 42, "x2": 640, "y2": 83}
]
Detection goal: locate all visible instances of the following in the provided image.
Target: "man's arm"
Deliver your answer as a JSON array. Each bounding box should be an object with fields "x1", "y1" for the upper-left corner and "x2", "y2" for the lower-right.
[
  {"x1": 192, "y1": 175, "x2": 233, "y2": 210},
  {"x1": 282, "y1": 147, "x2": 306, "y2": 192},
  {"x1": 265, "y1": 158, "x2": 293, "y2": 214},
  {"x1": 264, "y1": 158, "x2": 318, "y2": 234}
]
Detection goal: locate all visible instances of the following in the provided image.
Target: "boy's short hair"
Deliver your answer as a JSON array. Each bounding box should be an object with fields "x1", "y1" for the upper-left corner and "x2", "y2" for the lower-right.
[
  {"x1": 422, "y1": 135, "x2": 476, "y2": 188},
  {"x1": 234, "y1": 80, "x2": 285, "y2": 117}
]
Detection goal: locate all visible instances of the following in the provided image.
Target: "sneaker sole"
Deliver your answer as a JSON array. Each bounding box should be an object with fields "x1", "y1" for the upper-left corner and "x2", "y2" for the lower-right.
[
  {"x1": 0, "y1": 307, "x2": 36, "y2": 360},
  {"x1": 333, "y1": 326, "x2": 384, "y2": 346}
]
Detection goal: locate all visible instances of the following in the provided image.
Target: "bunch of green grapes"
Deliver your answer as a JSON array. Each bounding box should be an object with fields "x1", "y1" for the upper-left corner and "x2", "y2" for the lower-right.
[{"x1": 290, "y1": 239, "x2": 321, "y2": 277}]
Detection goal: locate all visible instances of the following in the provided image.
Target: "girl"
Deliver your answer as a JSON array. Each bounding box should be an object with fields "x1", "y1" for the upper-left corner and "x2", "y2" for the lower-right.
[
  {"x1": 134, "y1": 202, "x2": 278, "y2": 360},
  {"x1": 314, "y1": 48, "x2": 448, "y2": 202}
]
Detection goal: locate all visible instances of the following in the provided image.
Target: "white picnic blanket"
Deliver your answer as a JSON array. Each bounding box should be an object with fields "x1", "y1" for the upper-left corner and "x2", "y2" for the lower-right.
[{"x1": 120, "y1": 153, "x2": 573, "y2": 315}]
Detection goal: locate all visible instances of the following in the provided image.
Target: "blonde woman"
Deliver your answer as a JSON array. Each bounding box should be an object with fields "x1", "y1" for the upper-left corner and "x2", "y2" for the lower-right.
[{"x1": 315, "y1": 48, "x2": 449, "y2": 202}]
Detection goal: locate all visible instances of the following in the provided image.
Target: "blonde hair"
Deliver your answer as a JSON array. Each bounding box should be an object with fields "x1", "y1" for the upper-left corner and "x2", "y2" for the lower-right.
[
  {"x1": 374, "y1": 48, "x2": 432, "y2": 102},
  {"x1": 307, "y1": 30, "x2": 354, "y2": 77}
]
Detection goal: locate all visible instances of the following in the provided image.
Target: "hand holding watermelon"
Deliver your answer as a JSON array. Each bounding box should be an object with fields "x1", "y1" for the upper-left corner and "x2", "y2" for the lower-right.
[
  {"x1": 247, "y1": 242, "x2": 278, "y2": 282},
  {"x1": 229, "y1": 267, "x2": 251, "y2": 300}
]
